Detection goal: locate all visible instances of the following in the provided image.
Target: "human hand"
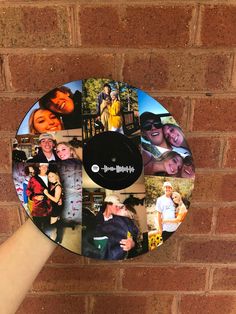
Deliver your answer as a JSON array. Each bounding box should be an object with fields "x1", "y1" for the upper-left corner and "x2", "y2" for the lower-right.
[
  {"x1": 120, "y1": 237, "x2": 135, "y2": 251},
  {"x1": 43, "y1": 189, "x2": 48, "y2": 196}
]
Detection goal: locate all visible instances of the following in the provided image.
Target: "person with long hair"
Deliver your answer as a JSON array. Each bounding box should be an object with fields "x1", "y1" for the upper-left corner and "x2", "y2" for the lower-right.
[
  {"x1": 29, "y1": 108, "x2": 63, "y2": 134},
  {"x1": 108, "y1": 90, "x2": 123, "y2": 133},
  {"x1": 56, "y1": 142, "x2": 81, "y2": 161},
  {"x1": 39, "y1": 85, "x2": 82, "y2": 130},
  {"x1": 142, "y1": 149, "x2": 183, "y2": 177},
  {"x1": 163, "y1": 123, "x2": 190, "y2": 154},
  {"x1": 162, "y1": 191, "x2": 188, "y2": 225},
  {"x1": 43, "y1": 171, "x2": 63, "y2": 243}
]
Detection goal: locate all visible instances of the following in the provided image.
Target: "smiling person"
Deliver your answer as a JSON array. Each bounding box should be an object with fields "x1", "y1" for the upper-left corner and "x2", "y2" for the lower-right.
[
  {"x1": 29, "y1": 108, "x2": 63, "y2": 134},
  {"x1": 162, "y1": 191, "x2": 188, "y2": 226},
  {"x1": 27, "y1": 133, "x2": 60, "y2": 163},
  {"x1": 44, "y1": 171, "x2": 64, "y2": 244},
  {"x1": 163, "y1": 123, "x2": 191, "y2": 157},
  {"x1": 39, "y1": 86, "x2": 82, "y2": 130},
  {"x1": 140, "y1": 112, "x2": 171, "y2": 157},
  {"x1": 56, "y1": 142, "x2": 81, "y2": 162},
  {"x1": 142, "y1": 149, "x2": 183, "y2": 177},
  {"x1": 155, "y1": 182, "x2": 178, "y2": 242},
  {"x1": 140, "y1": 112, "x2": 191, "y2": 158},
  {"x1": 181, "y1": 156, "x2": 195, "y2": 179}
]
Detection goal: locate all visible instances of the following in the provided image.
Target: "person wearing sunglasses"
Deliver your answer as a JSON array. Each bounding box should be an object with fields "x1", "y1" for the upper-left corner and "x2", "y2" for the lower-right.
[
  {"x1": 140, "y1": 112, "x2": 171, "y2": 157},
  {"x1": 140, "y1": 112, "x2": 191, "y2": 159}
]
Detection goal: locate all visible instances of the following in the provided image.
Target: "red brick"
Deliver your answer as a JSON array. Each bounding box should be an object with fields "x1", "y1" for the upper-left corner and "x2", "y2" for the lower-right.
[
  {"x1": 134, "y1": 238, "x2": 178, "y2": 264},
  {"x1": 180, "y1": 240, "x2": 236, "y2": 263},
  {"x1": 200, "y1": 5, "x2": 236, "y2": 47},
  {"x1": 17, "y1": 295, "x2": 86, "y2": 314},
  {"x1": 125, "y1": 6, "x2": 193, "y2": 48},
  {"x1": 220, "y1": 174, "x2": 236, "y2": 202},
  {"x1": 193, "y1": 172, "x2": 236, "y2": 203},
  {"x1": 0, "y1": 7, "x2": 71, "y2": 48},
  {"x1": 0, "y1": 205, "x2": 21, "y2": 235},
  {"x1": 123, "y1": 54, "x2": 168, "y2": 90},
  {"x1": 187, "y1": 136, "x2": 221, "y2": 168},
  {"x1": 192, "y1": 173, "x2": 222, "y2": 202},
  {"x1": 180, "y1": 295, "x2": 236, "y2": 314},
  {"x1": 192, "y1": 98, "x2": 236, "y2": 132},
  {"x1": 80, "y1": 5, "x2": 193, "y2": 48},
  {"x1": 9, "y1": 54, "x2": 116, "y2": 92},
  {"x1": 154, "y1": 96, "x2": 189, "y2": 128},
  {"x1": 79, "y1": 6, "x2": 124, "y2": 47},
  {"x1": 123, "y1": 52, "x2": 231, "y2": 92},
  {"x1": 205, "y1": 55, "x2": 231, "y2": 90},
  {"x1": 0, "y1": 174, "x2": 18, "y2": 202},
  {"x1": 216, "y1": 206, "x2": 236, "y2": 234},
  {"x1": 0, "y1": 97, "x2": 36, "y2": 132},
  {"x1": 92, "y1": 295, "x2": 174, "y2": 314},
  {"x1": 122, "y1": 267, "x2": 206, "y2": 291},
  {"x1": 224, "y1": 138, "x2": 236, "y2": 168},
  {"x1": 178, "y1": 206, "x2": 213, "y2": 234},
  {"x1": 212, "y1": 268, "x2": 236, "y2": 290},
  {"x1": 32, "y1": 266, "x2": 118, "y2": 292},
  {"x1": 48, "y1": 246, "x2": 86, "y2": 265},
  {"x1": 0, "y1": 56, "x2": 5, "y2": 90},
  {"x1": 0, "y1": 138, "x2": 11, "y2": 172}
]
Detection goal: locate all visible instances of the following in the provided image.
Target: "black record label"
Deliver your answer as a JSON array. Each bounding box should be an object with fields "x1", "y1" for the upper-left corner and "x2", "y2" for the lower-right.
[
  {"x1": 83, "y1": 132, "x2": 143, "y2": 190},
  {"x1": 12, "y1": 78, "x2": 195, "y2": 260}
]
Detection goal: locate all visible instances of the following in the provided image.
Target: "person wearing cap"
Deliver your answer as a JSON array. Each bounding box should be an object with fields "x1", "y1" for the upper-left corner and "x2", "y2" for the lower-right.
[
  {"x1": 155, "y1": 182, "x2": 178, "y2": 242},
  {"x1": 27, "y1": 133, "x2": 60, "y2": 163},
  {"x1": 26, "y1": 163, "x2": 52, "y2": 232},
  {"x1": 83, "y1": 194, "x2": 138, "y2": 260},
  {"x1": 108, "y1": 90, "x2": 124, "y2": 134}
]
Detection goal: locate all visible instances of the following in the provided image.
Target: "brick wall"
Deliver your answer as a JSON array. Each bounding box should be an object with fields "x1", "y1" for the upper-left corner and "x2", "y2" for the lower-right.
[{"x1": 0, "y1": 1, "x2": 235, "y2": 313}]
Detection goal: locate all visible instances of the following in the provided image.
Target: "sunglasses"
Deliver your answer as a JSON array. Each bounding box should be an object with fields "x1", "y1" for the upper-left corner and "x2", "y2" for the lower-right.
[{"x1": 142, "y1": 121, "x2": 162, "y2": 131}]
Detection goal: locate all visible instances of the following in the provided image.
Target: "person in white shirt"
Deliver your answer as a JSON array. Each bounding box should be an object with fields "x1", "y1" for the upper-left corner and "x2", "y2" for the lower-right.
[{"x1": 155, "y1": 181, "x2": 178, "y2": 242}]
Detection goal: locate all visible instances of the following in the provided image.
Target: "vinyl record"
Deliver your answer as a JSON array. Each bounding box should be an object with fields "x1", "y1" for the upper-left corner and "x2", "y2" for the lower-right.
[
  {"x1": 12, "y1": 78, "x2": 195, "y2": 260},
  {"x1": 83, "y1": 131, "x2": 143, "y2": 190}
]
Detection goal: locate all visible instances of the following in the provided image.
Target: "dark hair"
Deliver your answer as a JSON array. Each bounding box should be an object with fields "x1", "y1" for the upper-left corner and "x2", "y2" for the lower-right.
[
  {"x1": 103, "y1": 83, "x2": 111, "y2": 90},
  {"x1": 39, "y1": 86, "x2": 73, "y2": 110},
  {"x1": 24, "y1": 165, "x2": 36, "y2": 176}
]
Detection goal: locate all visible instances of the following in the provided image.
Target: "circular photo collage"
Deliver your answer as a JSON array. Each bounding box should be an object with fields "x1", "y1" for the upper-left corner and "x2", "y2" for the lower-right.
[{"x1": 12, "y1": 79, "x2": 195, "y2": 260}]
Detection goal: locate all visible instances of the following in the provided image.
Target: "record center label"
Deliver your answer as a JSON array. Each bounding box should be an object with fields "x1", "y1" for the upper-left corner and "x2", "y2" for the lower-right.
[{"x1": 83, "y1": 131, "x2": 143, "y2": 190}]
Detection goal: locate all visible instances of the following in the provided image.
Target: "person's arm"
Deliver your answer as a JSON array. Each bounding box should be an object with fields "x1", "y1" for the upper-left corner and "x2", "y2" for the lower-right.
[
  {"x1": 154, "y1": 211, "x2": 163, "y2": 234},
  {"x1": 163, "y1": 207, "x2": 188, "y2": 224},
  {"x1": 0, "y1": 219, "x2": 56, "y2": 314},
  {"x1": 44, "y1": 185, "x2": 62, "y2": 204}
]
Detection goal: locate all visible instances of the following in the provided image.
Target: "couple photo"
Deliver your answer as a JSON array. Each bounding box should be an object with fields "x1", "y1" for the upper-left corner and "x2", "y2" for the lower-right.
[
  {"x1": 140, "y1": 111, "x2": 195, "y2": 179},
  {"x1": 17, "y1": 81, "x2": 82, "y2": 136},
  {"x1": 145, "y1": 177, "x2": 194, "y2": 248}
]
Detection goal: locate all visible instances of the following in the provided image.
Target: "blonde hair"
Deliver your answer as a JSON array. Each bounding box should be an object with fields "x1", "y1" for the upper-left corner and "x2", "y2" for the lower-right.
[
  {"x1": 29, "y1": 108, "x2": 63, "y2": 134},
  {"x1": 172, "y1": 192, "x2": 183, "y2": 205},
  {"x1": 56, "y1": 142, "x2": 79, "y2": 159}
]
